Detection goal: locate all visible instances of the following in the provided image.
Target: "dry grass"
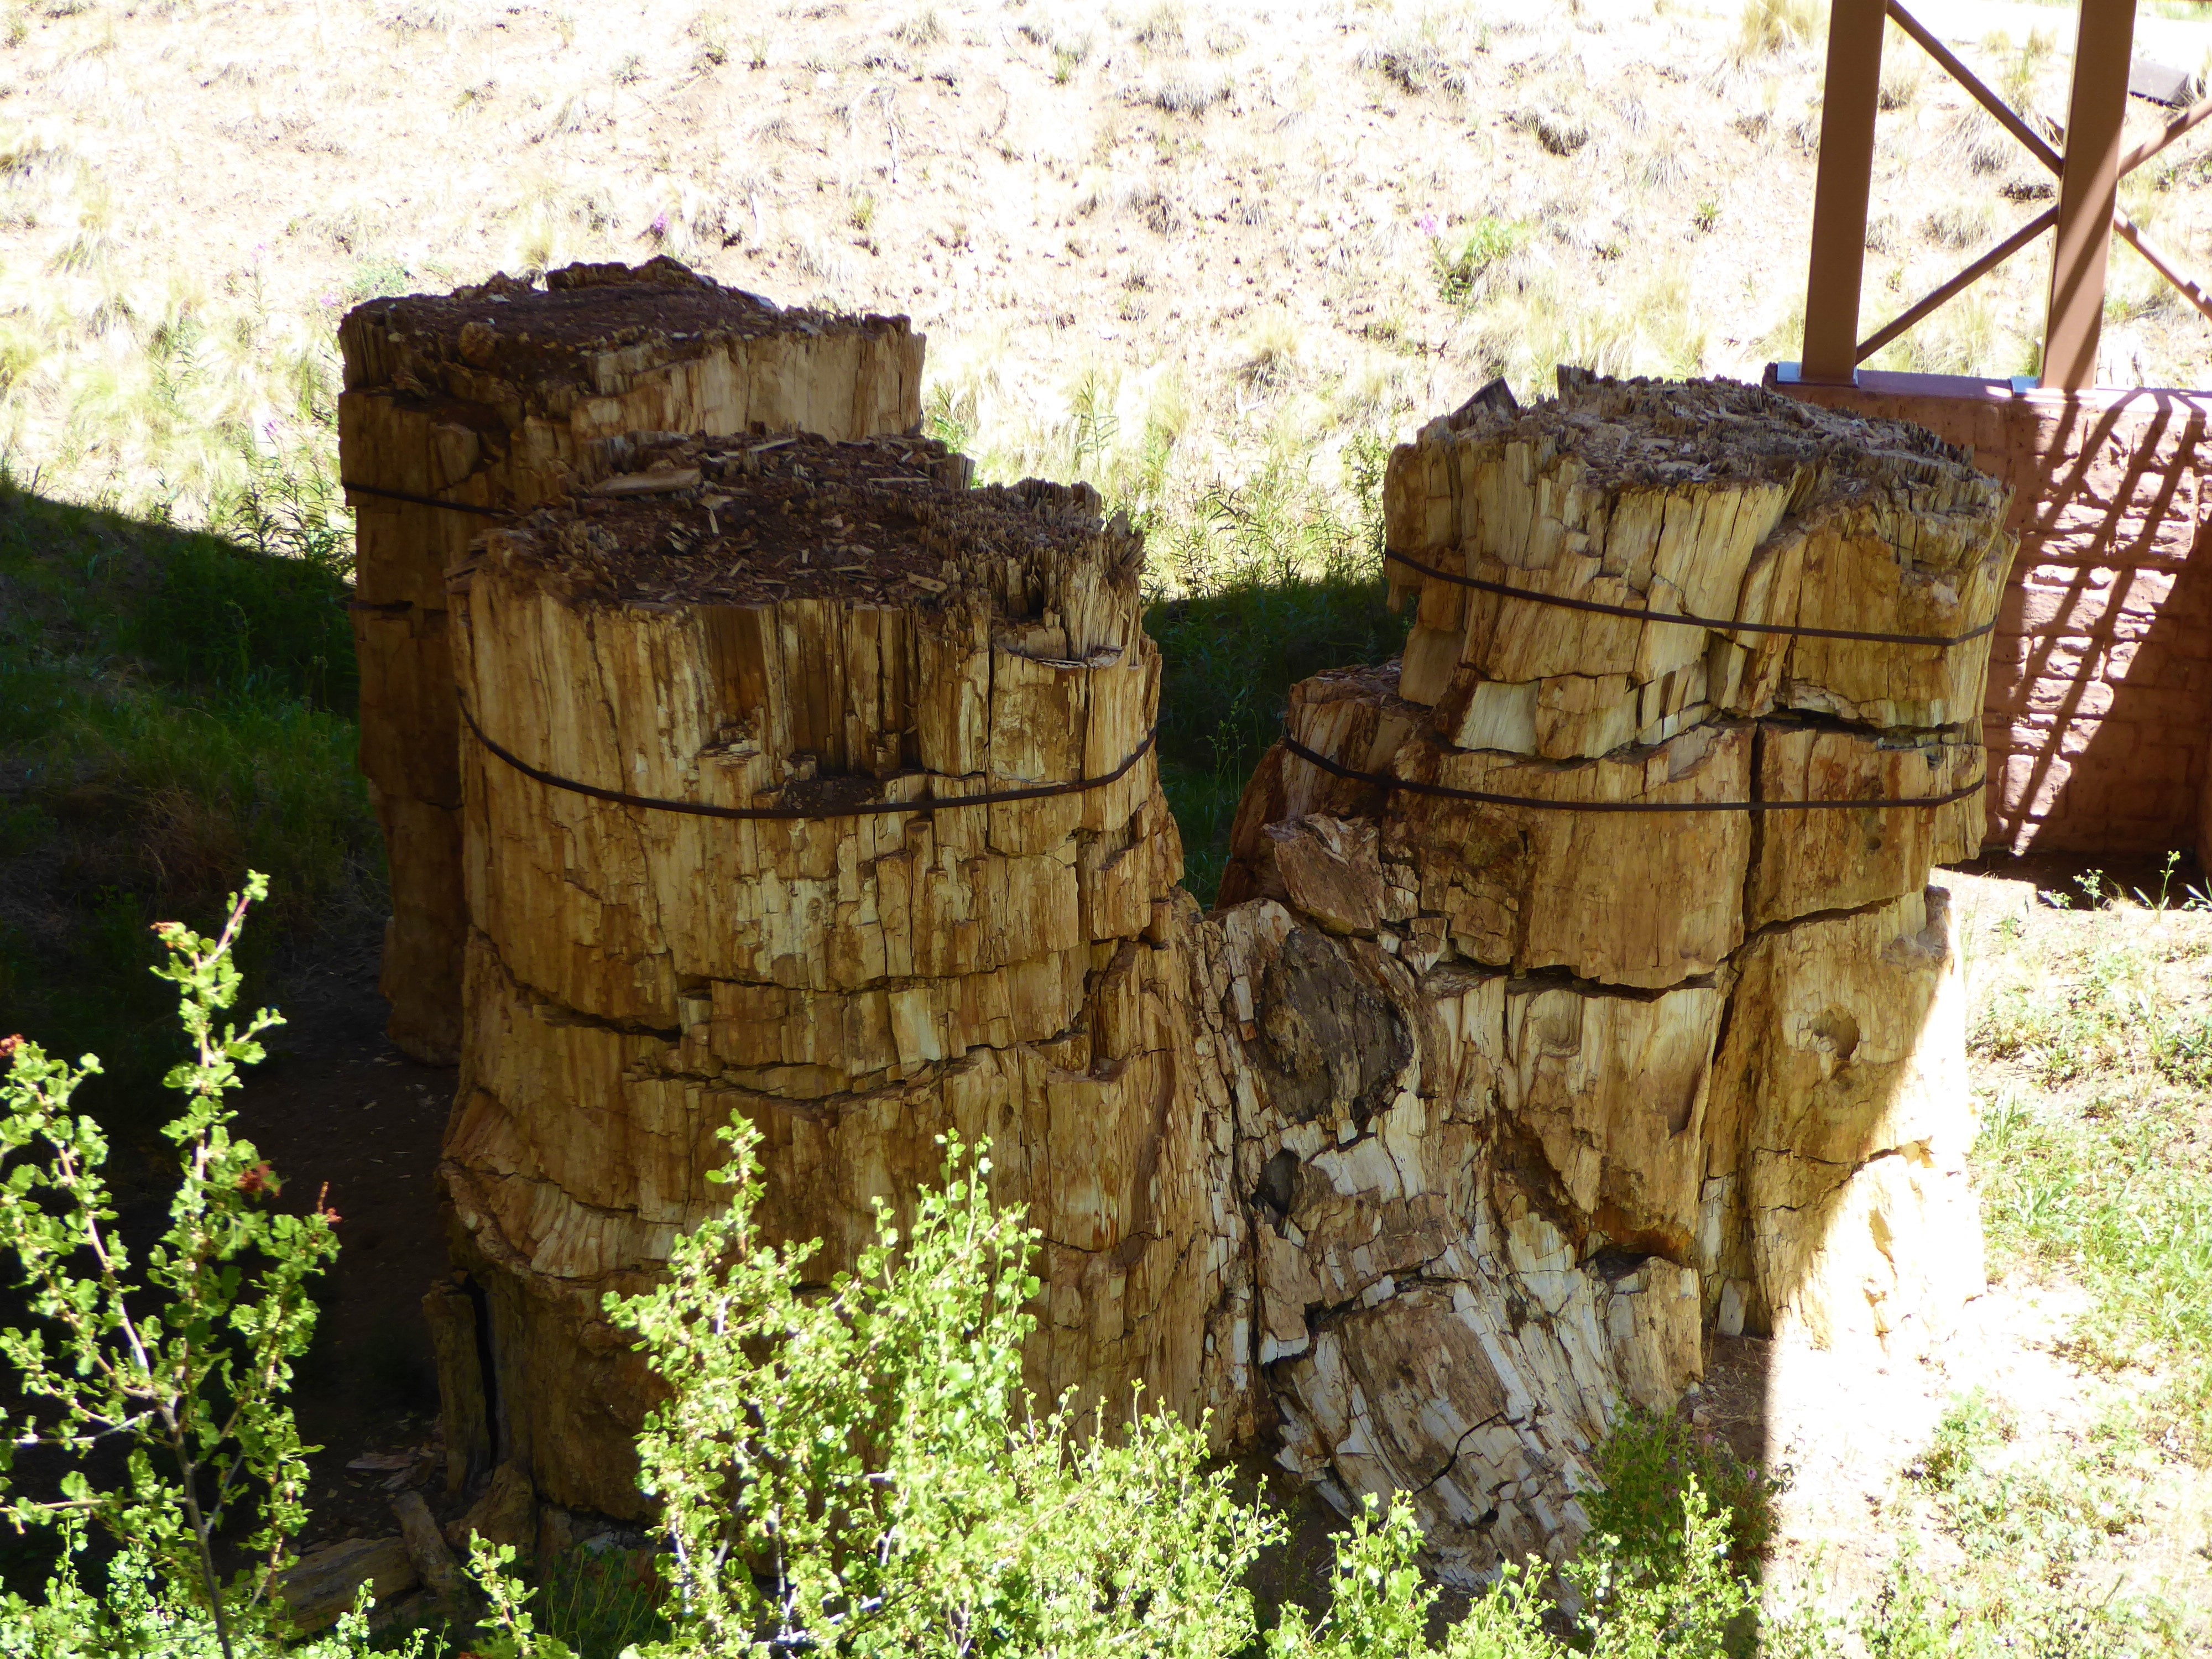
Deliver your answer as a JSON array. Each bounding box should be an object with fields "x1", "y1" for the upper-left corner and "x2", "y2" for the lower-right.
[{"x1": 5, "y1": 0, "x2": 2211, "y2": 568}]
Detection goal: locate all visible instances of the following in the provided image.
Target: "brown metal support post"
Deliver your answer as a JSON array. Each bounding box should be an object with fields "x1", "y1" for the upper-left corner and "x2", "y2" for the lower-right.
[
  {"x1": 1798, "y1": 0, "x2": 1886, "y2": 384},
  {"x1": 2042, "y1": 1, "x2": 2138, "y2": 392}
]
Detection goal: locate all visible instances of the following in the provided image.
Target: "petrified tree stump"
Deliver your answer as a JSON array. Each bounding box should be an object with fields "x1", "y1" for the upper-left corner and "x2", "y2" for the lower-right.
[
  {"x1": 1214, "y1": 374, "x2": 2010, "y2": 1577},
  {"x1": 420, "y1": 373, "x2": 2012, "y2": 1574},
  {"x1": 441, "y1": 432, "x2": 1239, "y2": 1515},
  {"x1": 338, "y1": 258, "x2": 924, "y2": 1062}
]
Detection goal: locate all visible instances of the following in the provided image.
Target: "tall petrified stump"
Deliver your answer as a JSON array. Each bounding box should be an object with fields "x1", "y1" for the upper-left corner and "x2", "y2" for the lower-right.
[
  {"x1": 338, "y1": 258, "x2": 924, "y2": 1062},
  {"x1": 1213, "y1": 374, "x2": 2011, "y2": 1578},
  {"x1": 442, "y1": 432, "x2": 1241, "y2": 1515}
]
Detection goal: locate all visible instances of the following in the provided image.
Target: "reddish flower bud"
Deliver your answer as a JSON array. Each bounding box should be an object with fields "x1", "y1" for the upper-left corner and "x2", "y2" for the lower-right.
[{"x1": 236, "y1": 1162, "x2": 280, "y2": 1197}]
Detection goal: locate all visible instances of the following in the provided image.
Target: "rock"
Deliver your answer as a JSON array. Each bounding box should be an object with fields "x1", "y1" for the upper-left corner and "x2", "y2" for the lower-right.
[
  {"x1": 340, "y1": 258, "x2": 925, "y2": 1061},
  {"x1": 536, "y1": 1504, "x2": 577, "y2": 1569},
  {"x1": 422, "y1": 1278, "x2": 492, "y2": 1496},
  {"x1": 442, "y1": 1462, "x2": 537, "y2": 1570},
  {"x1": 412, "y1": 371, "x2": 2010, "y2": 1574},
  {"x1": 278, "y1": 1536, "x2": 416, "y2": 1634},
  {"x1": 1702, "y1": 885, "x2": 1986, "y2": 1353},
  {"x1": 442, "y1": 431, "x2": 1238, "y2": 1514},
  {"x1": 1381, "y1": 370, "x2": 2015, "y2": 753},
  {"x1": 1215, "y1": 373, "x2": 2010, "y2": 1575},
  {"x1": 390, "y1": 1490, "x2": 469, "y2": 1618}
]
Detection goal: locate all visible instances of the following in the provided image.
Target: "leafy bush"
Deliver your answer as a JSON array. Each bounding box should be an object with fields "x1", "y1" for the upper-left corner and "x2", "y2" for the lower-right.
[
  {"x1": 1579, "y1": 1406, "x2": 1786, "y2": 1582},
  {"x1": 588, "y1": 1119, "x2": 1280, "y2": 1658},
  {"x1": 0, "y1": 875, "x2": 383, "y2": 1659},
  {"x1": 444, "y1": 1112, "x2": 1784, "y2": 1659}
]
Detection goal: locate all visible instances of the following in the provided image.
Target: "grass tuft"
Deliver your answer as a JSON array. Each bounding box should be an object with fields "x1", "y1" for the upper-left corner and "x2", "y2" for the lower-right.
[{"x1": 1733, "y1": 0, "x2": 1824, "y2": 62}]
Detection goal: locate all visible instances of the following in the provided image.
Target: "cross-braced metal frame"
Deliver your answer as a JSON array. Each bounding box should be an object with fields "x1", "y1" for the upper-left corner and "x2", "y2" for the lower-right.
[{"x1": 1798, "y1": 0, "x2": 2212, "y2": 391}]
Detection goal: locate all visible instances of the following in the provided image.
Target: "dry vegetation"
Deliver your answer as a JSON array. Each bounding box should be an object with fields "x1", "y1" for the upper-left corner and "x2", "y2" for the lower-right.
[{"x1": 6, "y1": 0, "x2": 2212, "y2": 560}]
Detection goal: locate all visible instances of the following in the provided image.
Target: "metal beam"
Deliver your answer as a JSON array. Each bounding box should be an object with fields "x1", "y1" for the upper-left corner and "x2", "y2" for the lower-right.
[
  {"x1": 1886, "y1": 1, "x2": 2062, "y2": 176},
  {"x1": 2042, "y1": 1, "x2": 2138, "y2": 391},
  {"x1": 2112, "y1": 210, "x2": 2212, "y2": 332},
  {"x1": 1857, "y1": 206, "x2": 2060, "y2": 363},
  {"x1": 2120, "y1": 88, "x2": 2212, "y2": 181},
  {"x1": 1800, "y1": 0, "x2": 1887, "y2": 385}
]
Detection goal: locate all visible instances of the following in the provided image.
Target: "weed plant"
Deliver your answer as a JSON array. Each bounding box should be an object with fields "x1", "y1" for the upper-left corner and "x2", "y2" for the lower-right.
[
  {"x1": 0, "y1": 877, "x2": 364, "y2": 1659},
  {"x1": 1886, "y1": 1391, "x2": 2190, "y2": 1653},
  {"x1": 1431, "y1": 217, "x2": 1526, "y2": 308},
  {"x1": 1968, "y1": 864, "x2": 2212, "y2": 1465},
  {"x1": 1581, "y1": 1407, "x2": 1786, "y2": 1583},
  {"x1": 530, "y1": 1545, "x2": 669, "y2": 1657}
]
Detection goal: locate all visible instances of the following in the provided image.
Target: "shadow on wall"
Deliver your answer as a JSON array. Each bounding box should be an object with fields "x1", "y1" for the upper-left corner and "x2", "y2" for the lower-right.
[{"x1": 1990, "y1": 391, "x2": 2212, "y2": 860}]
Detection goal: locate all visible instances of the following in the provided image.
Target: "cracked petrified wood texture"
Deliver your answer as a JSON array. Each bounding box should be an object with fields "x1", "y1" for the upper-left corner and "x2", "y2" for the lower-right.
[
  {"x1": 428, "y1": 372, "x2": 2011, "y2": 1572},
  {"x1": 442, "y1": 432, "x2": 1240, "y2": 1516},
  {"x1": 1211, "y1": 374, "x2": 2010, "y2": 1581},
  {"x1": 340, "y1": 257, "x2": 923, "y2": 1062}
]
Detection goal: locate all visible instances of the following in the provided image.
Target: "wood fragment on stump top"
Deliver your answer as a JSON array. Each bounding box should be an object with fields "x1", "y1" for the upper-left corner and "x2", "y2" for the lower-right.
[
  {"x1": 339, "y1": 258, "x2": 924, "y2": 1062},
  {"x1": 442, "y1": 432, "x2": 1239, "y2": 1516}
]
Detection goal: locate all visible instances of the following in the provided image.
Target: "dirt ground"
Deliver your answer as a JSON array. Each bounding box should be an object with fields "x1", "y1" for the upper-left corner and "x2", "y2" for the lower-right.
[{"x1": 223, "y1": 942, "x2": 461, "y2": 1556}]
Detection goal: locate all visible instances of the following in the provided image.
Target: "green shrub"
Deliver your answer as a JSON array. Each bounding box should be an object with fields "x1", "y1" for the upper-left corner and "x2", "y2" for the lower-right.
[
  {"x1": 0, "y1": 875, "x2": 386, "y2": 1659},
  {"x1": 1432, "y1": 217, "x2": 1525, "y2": 307},
  {"x1": 590, "y1": 1119, "x2": 1280, "y2": 1658},
  {"x1": 1579, "y1": 1406, "x2": 1786, "y2": 1582}
]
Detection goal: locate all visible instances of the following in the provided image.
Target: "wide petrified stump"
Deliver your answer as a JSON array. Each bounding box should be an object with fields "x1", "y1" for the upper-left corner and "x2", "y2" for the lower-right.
[
  {"x1": 1213, "y1": 374, "x2": 2011, "y2": 1579},
  {"x1": 419, "y1": 373, "x2": 2012, "y2": 1579},
  {"x1": 340, "y1": 258, "x2": 924, "y2": 1062},
  {"x1": 441, "y1": 432, "x2": 1240, "y2": 1515}
]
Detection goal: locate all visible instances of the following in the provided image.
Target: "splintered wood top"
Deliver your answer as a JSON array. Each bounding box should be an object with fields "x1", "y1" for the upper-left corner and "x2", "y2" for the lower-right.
[
  {"x1": 483, "y1": 431, "x2": 1142, "y2": 615},
  {"x1": 340, "y1": 255, "x2": 910, "y2": 386},
  {"x1": 1469, "y1": 370, "x2": 2002, "y2": 502}
]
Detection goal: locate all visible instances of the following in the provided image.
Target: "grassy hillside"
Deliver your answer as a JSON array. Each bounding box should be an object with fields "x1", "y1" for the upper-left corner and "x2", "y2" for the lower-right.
[
  {"x1": 9, "y1": 0, "x2": 2212, "y2": 526},
  {"x1": 0, "y1": 469, "x2": 375, "y2": 1135},
  {"x1": 13, "y1": 0, "x2": 2212, "y2": 904}
]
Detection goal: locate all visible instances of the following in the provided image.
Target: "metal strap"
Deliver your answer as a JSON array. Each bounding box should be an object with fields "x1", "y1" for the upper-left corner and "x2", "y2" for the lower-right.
[
  {"x1": 461, "y1": 698, "x2": 1156, "y2": 821},
  {"x1": 1281, "y1": 733, "x2": 1984, "y2": 814},
  {"x1": 1384, "y1": 547, "x2": 1996, "y2": 648},
  {"x1": 341, "y1": 481, "x2": 510, "y2": 517}
]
